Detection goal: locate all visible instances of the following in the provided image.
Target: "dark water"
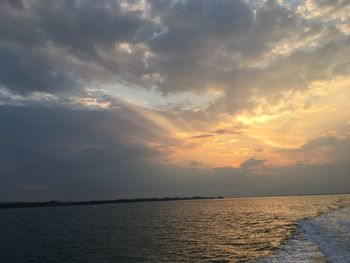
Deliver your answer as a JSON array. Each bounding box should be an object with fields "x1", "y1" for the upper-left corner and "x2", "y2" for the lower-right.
[{"x1": 1, "y1": 195, "x2": 350, "y2": 263}]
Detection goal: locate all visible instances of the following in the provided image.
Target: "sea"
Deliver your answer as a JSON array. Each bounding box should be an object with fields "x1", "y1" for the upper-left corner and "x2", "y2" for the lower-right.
[{"x1": 0, "y1": 194, "x2": 350, "y2": 262}]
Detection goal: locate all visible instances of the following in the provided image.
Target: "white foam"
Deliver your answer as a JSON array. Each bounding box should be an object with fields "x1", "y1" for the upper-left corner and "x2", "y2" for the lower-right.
[
  {"x1": 299, "y1": 205, "x2": 350, "y2": 263},
  {"x1": 260, "y1": 206, "x2": 350, "y2": 263},
  {"x1": 259, "y1": 229, "x2": 326, "y2": 263}
]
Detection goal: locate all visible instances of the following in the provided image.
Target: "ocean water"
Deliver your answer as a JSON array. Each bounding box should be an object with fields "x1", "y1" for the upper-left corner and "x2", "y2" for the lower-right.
[{"x1": 0, "y1": 195, "x2": 350, "y2": 263}]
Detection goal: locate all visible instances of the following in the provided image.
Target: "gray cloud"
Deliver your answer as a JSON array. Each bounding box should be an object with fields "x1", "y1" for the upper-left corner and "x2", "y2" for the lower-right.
[
  {"x1": 281, "y1": 134, "x2": 350, "y2": 152},
  {"x1": 0, "y1": 44, "x2": 79, "y2": 94},
  {"x1": 1, "y1": 0, "x2": 347, "y2": 107},
  {"x1": 0, "y1": 104, "x2": 349, "y2": 201},
  {"x1": 0, "y1": 103, "x2": 168, "y2": 200},
  {"x1": 0, "y1": 0, "x2": 156, "y2": 94},
  {"x1": 240, "y1": 157, "x2": 266, "y2": 173},
  {"x1": 1, "y1": 1, "x2": 350, "y2": 201}
]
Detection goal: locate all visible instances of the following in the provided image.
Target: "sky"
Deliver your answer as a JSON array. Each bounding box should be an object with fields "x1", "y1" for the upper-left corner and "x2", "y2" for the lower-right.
[{"x1": 1, "y1": 0, "x2": 350, "y2": 201}]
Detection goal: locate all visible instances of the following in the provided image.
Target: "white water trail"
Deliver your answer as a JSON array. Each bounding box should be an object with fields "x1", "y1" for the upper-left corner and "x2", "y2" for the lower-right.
[
  {"x1": 261, "y1": 205, "x2": 350, "y2": 263},
  {"x1": 300, "y1": 205, "x2": 350, "y2": 263}
]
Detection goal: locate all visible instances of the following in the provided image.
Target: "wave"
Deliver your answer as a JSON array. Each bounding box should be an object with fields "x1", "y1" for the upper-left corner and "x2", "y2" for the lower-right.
[
  {"x1": 299, "y1": 205, "x2": 350, "y2": 262},
  {"x1": 260, "y1": 205, "x2": 350, "y2": 263}
]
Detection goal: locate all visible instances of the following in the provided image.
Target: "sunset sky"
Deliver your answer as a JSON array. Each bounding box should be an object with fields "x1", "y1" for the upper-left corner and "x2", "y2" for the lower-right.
[{"x1": 1, "y1": 0, "x2": 350, "y2": 201}]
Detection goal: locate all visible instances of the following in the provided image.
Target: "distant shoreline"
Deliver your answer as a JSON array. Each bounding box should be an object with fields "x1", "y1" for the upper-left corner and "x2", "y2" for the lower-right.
[
  {"x1": 0, "y1": 196, "x2": 224, "y2": 210},
  {"x1": 1, "y1": 192, "x2": 349, "y2": 210}
]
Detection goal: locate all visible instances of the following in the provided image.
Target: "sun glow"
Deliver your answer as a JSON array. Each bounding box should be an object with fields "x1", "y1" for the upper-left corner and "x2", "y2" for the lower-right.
[{"x1": 123, "y1": 74, "x2": 350, "y2": 169}]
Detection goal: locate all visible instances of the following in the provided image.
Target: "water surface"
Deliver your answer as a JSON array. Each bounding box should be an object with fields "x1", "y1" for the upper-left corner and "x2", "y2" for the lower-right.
[{"x1": 1, "y1": 194, "x2": 349, "y2": 262}]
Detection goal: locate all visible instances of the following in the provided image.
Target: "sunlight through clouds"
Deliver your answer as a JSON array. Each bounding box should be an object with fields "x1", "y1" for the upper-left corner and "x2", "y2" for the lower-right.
[{"x1": 1, "y1": 0, "x2": 350, "y2": 199}]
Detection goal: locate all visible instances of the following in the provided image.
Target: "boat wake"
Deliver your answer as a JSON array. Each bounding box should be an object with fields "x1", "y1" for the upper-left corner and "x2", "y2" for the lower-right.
[
  {"x1": 299, "y1": 205, "x2": 350, "y2": 262},
  {"x1": 261, "y1": 205, "x2": 350, "y2": 263}
]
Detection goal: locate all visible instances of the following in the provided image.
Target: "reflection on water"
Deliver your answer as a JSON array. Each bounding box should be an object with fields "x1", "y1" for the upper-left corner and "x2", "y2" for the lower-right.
[{"x1": 0, "y1": 195, "x2": 349, "y2": 262}]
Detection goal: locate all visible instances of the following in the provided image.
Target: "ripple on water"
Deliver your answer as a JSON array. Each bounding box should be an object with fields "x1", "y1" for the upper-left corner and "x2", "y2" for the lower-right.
[{"x1": 0, "y1": 195, "x2": 350, "y2": 262}]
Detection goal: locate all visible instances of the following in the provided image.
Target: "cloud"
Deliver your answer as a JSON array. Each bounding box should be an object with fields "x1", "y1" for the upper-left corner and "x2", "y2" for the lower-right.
[
  {"x1": 0, "y1": 103, "x2": 174, "y2": 200},
  {"x1": 0, "y1": 45, "x2": 80, "y2": 94},
  {"x1": 18, "y1": 185, "x2": 51, "y2": 191},
  {"x1": 1, "y1": 104, "x2": 350, "y2": 201},
  {"x1": 189, "y1": 160, "x2": 202, "y2": 166},
  {"x1": 1, "y1": 0, "x2": 347, "y2": 108},
  {"x1": 213, "y1": 166, "x2": 241, "y2": 176},
  {"x1": 0, "y1": 0, "x2": 156, "y2": 94},
  {"x1": 190, "y1": 134, "x2": 214, "y2": 139},
  {"x1": 239, "y1": 157, "x2": 266, "y2": 173},
  {"x1": 4, "y1": 0, "x2": 24, "y2": 9},
  {"x1": 279, "y1": 133, "x2": 350, "y2": 165},
  {"x1": 301, "y1": 136, "x2": 340, "y2": 150},
  {"x1": 213, "y1": 127, "x2": 243, "y2": 135},
  {"x1": 0, "y1": 1, "x2": 350, "y2": 200}
]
